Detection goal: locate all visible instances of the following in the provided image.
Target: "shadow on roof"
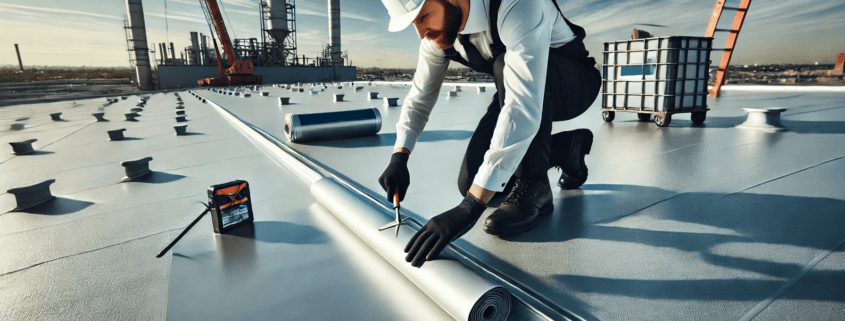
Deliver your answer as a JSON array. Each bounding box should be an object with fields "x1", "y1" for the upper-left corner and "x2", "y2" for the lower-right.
[
  {"x1": 450, "y1": 184, "x2": 845, "y2": 318},
  {"x1": 303, "y1": 130, "x2": 474, "y2": 148},
  {"x1": 226, "y1": 220, "x2": 328, "y2": 245},
  {"x1": 128, "y1": 171, "x2": 186, "y2": 184},
  {"x1": 17, "y1": 197, "x2": 94, "y2": 215}
]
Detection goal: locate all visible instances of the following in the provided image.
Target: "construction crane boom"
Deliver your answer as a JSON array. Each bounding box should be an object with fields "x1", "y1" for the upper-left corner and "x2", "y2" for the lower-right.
[{"x1": 197, "y1": 0, "x2": 261, "y2": 86}]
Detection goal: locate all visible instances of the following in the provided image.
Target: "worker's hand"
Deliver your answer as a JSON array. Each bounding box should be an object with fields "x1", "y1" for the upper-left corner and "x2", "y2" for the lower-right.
[
  {"x1": 379, "y1": 152, "x2": 410, "y2": 202},
  {"x1": 404, "y1": 193, "x2": 487, "y2": 267}
]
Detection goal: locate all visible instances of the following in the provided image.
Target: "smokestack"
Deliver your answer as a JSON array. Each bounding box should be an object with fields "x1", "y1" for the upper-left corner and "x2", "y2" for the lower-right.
[
  {"x1": 159, "y1": 43, "x2": 166, "y2": 63},
  {"x1": 169, "y1": 43, "x2": 176, "y2": 63},
  {"x1": 125, "y1": 0, "x2": 153, "y2": 90},
  {"x1": 189, "y1": 32, "x2": 200, "y2": 65},
  {"x1": 14, "y1": 44, "x2": 23, "y2": 72},
  {"x1": 328, "y1": 0, "x2": 341, "y2": 66},
  {"x1": 200, "y1": 33, "x2": 207, "y2": 65}
]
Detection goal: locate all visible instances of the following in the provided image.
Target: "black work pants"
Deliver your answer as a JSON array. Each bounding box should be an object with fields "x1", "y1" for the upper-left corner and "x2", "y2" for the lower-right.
[{"x1": 457, "y1": 52, "x2": 601, "y2": 196}]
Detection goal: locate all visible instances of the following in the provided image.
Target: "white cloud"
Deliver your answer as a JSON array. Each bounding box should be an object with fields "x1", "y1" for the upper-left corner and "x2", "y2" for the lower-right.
[
  {"x1": 147, "y1": 12, "x2": 207, "y2": 24},
  {"x1": 0, "y1": 7, "x2": 46, "y2": 17},
  {"x1": 219, "y1": 0, "x2": 256, "y2": 10},
  {"x1": 223, "y1": 7, "x2": 260, "y2": 16},
  {"x1": 296, "y1": 7, "x2": 377, "y2": 23},
  {"x1": 0, "y1": 3, "x2": 122, "y2": 20},
  {"x1": 167, "y1": 0, "x2": 201, "y2": 5}
]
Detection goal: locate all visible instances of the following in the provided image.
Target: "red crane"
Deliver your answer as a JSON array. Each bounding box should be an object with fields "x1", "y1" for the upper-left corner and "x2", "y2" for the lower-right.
[{"x1": 197, "y1": 0, "x2": 262, "y2": 86}]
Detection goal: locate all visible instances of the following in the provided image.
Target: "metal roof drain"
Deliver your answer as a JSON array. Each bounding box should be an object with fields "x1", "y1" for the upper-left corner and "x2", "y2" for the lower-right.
[
  {"x1": 383, "y1": 97, "x2": 399, "y2": 107},
  {"x1": 9, "y1": 139, "x2": 37, "y2": 155},
  {"x1": 737, "y1": 108, "x2": 788, "y2": 132},
  {"x1": 174, "y1": 125, "x2": 188, "y2": 135},
  {"x1": 6, "y1": 179, "x2": 57, "y2": 211},
  {"x1": 107, "y1": 129, "x2": 126, "y2": 141},
  {"x1": 120, "y1": 157, "x2": 153, "y2": 182}
]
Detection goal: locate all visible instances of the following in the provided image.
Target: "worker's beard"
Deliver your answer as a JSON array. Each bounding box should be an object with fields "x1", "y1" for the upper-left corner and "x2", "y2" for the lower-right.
[{"x1": 427, "y1": 1, "x2": 463, "y2": 50}]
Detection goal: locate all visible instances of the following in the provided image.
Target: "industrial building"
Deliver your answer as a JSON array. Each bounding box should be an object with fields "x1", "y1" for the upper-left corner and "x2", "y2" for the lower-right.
[{"x1": 123, "y1": 0, "x2": 355, "y2": 89}]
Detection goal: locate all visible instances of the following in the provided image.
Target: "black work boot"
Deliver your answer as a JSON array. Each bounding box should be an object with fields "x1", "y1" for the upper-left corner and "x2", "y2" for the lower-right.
[
  {"x1": 550, "y1": 129, "x2": 593, "y2": 189},
  {"x1": 483, "y1": 177, "x2": 553, "y2": 236}
]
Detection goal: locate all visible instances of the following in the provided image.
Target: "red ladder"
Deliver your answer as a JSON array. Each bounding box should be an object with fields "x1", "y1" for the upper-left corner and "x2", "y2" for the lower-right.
[{"x1": 705, "y1": 0, "x2": 752, "y2": 98}]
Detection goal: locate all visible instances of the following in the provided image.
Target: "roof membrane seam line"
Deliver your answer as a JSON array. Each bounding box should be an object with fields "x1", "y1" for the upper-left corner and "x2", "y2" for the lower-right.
[
  {"x1": 595, "y1": 193, "x2": 684, "y2": 224},
  {"x1": 64, "y1": 182, "x2": 119, "y2": 196},
  {"x1": 0, "y1": 193, "x2": 206, "y2": 238},
  {"x1": 199, "y1": 93, "x2": 583, "y2": 321},
  {"x1": 201, "y1": 96, "x2": 324, "y2": 184},
  {"x1": 0, "y1": 120, "x2": 96, "y2": 166},
  {"x1": 738, "y1": 235, "x2": 845, "y2": 321},
  {"x1": 783, "y1": 105, "x2": 845, "y2": 117},
  {"x1": 0, "y1": 227, "x2": 180, "y2": 277},
  {"x1": 36, "y1": 120, "x2": 97, "y2": 151},
  {"x1": 157, "y1": 153, "x2": 262, "y2": 172},
  {"x1": 659, "y1": 142, "x2": 704, "y2": 155},
  {"x1": 0, "y1": 89, "x2": 166, "y2": 108},
  {"x1": 146, "y1": 137, "x2": 241, "y2": 155},
  {"x1": 61, "y1": 161, "x2": 115, "y2": 173},
  {"x1": 723, "y1": 155, "x2": 845, "y2": 197}
]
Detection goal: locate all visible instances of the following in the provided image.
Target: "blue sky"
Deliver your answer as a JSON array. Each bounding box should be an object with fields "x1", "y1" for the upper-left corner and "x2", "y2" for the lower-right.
[{"x1": 1, "y1": 0, "x2": 843, "y2": 68}]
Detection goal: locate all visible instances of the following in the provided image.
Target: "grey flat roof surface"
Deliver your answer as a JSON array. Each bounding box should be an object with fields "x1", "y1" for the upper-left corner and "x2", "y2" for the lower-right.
[
  {"x1": 1, "y1": 83, "x2": 843, "y2": 320},
  {"x1": 207, "y1": 83, "x2": 845, "y2": 320}
]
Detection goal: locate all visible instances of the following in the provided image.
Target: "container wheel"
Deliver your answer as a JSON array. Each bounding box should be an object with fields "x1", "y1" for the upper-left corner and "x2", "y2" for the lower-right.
[
  {"x1": 654, "y1": 114, "x2": 671, "y2": 127},
  {"x1": 637, "y1": 113, "x2": 651, "y2": 122},
  {"x1": 602, "y1": 111, "x2": 615, "y2": 122},
  {"x1": 691, "y1": 112, "x2": 706, "y2": 124}
]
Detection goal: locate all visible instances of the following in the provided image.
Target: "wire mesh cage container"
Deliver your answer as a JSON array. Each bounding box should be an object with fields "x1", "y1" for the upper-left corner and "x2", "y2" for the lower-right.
[{"x1": 601, "y1": 36, "x2": 713, "y2": 127}]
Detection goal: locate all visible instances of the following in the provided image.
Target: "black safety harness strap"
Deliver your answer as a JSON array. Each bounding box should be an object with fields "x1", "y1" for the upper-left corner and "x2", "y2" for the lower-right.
[{"x1": 445, "y1": 0, "x2": 592, "y2": 74}]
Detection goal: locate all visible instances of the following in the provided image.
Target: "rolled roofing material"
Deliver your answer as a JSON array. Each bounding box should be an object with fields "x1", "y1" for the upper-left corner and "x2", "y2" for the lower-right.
[
  {"x1": 284, "y1": 108, "x2": 381, "y2": 143},
  {"x1": 311, "y1": 177, "x2": 511, "y2": 321}
]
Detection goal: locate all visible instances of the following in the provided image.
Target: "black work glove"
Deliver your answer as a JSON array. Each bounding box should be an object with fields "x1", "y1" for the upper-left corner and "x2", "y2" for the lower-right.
[
  {"x1": 404, "y1": 193, "x2": 487, "y2": 267},
  {"x1": 378, "y1": 152, "x2": 410, "y2": 202}
]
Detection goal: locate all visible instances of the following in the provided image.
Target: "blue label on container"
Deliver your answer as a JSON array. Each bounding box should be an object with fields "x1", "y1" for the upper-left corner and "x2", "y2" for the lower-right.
[{"x1": 620, "y1": 65, "x2": 656, "y2": 77}]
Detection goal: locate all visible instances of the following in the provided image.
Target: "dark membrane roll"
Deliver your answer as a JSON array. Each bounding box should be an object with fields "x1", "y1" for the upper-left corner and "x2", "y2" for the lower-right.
[{"x1": 284, "y1": 108, "x2": 382, "y2": 143}]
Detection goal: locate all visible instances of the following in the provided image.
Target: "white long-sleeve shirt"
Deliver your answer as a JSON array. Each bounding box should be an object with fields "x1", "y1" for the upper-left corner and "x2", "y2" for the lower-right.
[{"x1": 394, "y1": 0, "x2": 577, "y2": 192}]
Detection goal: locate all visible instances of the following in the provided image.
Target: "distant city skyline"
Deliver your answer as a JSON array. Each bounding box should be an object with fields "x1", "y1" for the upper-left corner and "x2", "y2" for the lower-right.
[{"x1": 1, "y1": 0, "x2": 843, "y2": 69}]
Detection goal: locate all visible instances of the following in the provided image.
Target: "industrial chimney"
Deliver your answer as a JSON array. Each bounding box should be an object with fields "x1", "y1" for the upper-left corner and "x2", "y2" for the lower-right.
[
  {"x1": 125, "y1": 0, "x2": 153, "y2": 90},
  {"x1": 328, "y1": 0, "x2": 341, "y2": 66},
  {"x1": 14, "y1": 44, "x2": 24, "y2": 72},
  {"x1": 189, "y1": 32, "x2": 200, "y2": 65}
]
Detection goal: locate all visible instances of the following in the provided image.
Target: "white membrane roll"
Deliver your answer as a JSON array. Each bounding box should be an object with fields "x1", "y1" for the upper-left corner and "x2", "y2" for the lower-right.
[{"x1": 312, "y1": 178, "x2": 511, "y2": 321}]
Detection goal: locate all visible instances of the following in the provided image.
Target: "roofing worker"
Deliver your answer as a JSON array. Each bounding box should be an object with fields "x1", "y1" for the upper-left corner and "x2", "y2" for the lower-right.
[{"x1": 379, "y1": 0, "x2": 600, "y2": 267}]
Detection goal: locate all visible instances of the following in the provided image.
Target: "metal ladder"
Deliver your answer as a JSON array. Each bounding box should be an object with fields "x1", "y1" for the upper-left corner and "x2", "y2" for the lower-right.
[{"x1": 705, "y1": 0, "x2": 752, "y2": 98}]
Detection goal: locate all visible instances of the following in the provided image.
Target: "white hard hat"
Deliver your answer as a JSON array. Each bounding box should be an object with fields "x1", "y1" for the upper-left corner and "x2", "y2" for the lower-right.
[{"x1": 381, "y1": 0, "x2": 426, "y2": 32}]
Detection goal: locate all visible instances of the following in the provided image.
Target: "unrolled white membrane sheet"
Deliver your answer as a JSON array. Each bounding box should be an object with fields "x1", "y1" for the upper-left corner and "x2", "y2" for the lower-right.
[{"x1": 312, "y1": 178, "x2": 511, "y2": 321}]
